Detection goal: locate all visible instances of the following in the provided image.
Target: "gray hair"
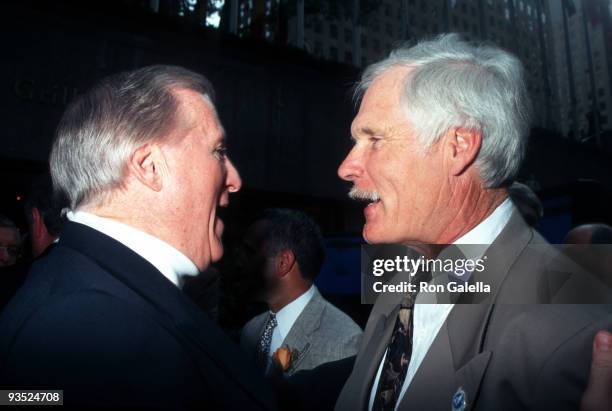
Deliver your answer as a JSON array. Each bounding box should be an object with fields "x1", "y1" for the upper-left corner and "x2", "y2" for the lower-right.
[
  {"x1": 356, "y1": 34, "x2": 532, "y2": 188},
  {"x1": 50, "y1": 65, "x2": 216, "y2": 210}
]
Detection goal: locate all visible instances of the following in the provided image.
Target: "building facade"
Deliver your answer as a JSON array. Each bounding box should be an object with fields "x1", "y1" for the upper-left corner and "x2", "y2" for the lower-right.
[{"x1": 547, "y1": 0, "x2": 611, "y2": 143}]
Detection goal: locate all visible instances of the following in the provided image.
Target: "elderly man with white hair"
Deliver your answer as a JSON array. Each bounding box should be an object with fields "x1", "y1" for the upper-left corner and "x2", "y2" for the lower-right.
[
  {"x1": 335, "y1": 34, "x2": 611, "y2": 411},
  {"x1": 0, "y1": 66, "x2": 277, "y2": 410}
]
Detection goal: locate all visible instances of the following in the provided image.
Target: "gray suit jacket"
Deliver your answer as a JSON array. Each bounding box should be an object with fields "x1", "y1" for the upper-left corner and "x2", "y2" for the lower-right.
[
  {"x1": 336, "y1": 211, "x2": 612, "y2": 411},
  {"x1": 241, "y1": 287, "x2": 362, "y2": 376}
]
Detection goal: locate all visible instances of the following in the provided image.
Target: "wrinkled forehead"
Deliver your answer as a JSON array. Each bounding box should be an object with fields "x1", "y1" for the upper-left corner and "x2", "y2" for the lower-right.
[{"x1": 0, "y1": 227, "x2": 19, "y2": 245}]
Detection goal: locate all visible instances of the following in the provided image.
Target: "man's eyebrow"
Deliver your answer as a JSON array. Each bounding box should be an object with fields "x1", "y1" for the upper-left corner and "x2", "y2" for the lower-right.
[
  {"x1": 353, "y1": 126, "x2": 381, "y2": 137},
  {"x1": 214, "y1": 127, "x2": 227, "y2": 145}
]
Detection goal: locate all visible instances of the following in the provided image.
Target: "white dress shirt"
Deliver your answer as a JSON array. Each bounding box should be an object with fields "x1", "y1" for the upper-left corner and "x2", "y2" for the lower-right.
[
  {"x1": 368, "y1": 197, "x2": 515, "y2": 410},
  {"x1": 267, "y1": 285, "x2": 316, "y2": 356},
  {"x1": 67, "y1": 211, "x2": 199, "y2": 288}
]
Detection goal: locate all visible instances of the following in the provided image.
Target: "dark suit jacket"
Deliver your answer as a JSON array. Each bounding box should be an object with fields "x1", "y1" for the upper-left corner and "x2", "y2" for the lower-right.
[
  {"x1": 336, "y1": 211, "x2": 612, "y2": 411},
  {"x1": 0, "y1": 222, "x2": 278, "y2": 410}
]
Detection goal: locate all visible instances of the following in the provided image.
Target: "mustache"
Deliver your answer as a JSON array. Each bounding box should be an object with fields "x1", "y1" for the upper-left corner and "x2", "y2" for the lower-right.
[{"x1": 348, "y1": 186, "x2": 381, "y2": 202}]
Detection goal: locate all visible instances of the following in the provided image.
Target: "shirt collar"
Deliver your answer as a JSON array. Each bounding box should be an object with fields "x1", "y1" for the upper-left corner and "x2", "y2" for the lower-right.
[
  {"x1": 67, "y1": 211, "x2": 199, "y2": 288},
  {"x1": 272, "y1": 285, "x2": 316, "y2": 342},
  {"x1": 448, "y1": 197, "x2": 515, "y2": 262}
]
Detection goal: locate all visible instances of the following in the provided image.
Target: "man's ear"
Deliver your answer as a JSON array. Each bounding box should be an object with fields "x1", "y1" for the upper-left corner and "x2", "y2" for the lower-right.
[
  {"x1": 445, "y1": 127, "x2": 482, "y2": 176},
  {"x1": 31, "y1": 207, "x2": 45, "y2": 237},
  {"x1": 275, "y1": 249, "x2": 296, "y2": 278},
  {"x1": 127, "y1": 143, "x2": 165, "y2": 192}
]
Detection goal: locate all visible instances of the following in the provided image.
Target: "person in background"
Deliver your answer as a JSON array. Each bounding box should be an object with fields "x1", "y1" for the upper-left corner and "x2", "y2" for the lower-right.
[
  {"x1": 0, "y1": 214, "x2": 25, "y2": 311},
  {"x1": 0, "y1": 215, "x2": 20, "y2": 267},
  {"x1": 564, "y1": 223, "x2": 612, "y2": 246},
  {"x1": 562, "y1": 223, "x2": 612, "y2": 288},
  {"x1": 24, "y1": 172, "x2": 66, "y2": 258},
  {"x1": 581, "y1": 330, "x2": 612, "y2": 411},
  {"x1": 240, "y1": 208, "x2": 362, "y2": 377},
  {"x1": 508, "y1": 181, "x2": 543, "y2": 228}
]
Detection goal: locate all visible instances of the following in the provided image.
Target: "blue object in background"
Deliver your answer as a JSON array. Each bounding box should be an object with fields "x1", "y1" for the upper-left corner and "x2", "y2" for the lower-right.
[
  {"x1": 539, "y1": 196, "x2": 573, "y2": 243},
  {"x1": 316, "y1": 237, "x2": 364, "y2": 295}
]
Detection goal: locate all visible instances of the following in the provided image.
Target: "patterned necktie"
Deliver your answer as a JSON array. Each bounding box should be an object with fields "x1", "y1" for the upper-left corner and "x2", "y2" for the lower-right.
[
  {"x1": 373, "y1": 265, "x2": 431, "y2": 411},
  {"x1": 373, "y1": 297, "x2": 414, "y2": 411},
  {"x1": 257, "y1": 313, "x2": 277, "y2": 371}
]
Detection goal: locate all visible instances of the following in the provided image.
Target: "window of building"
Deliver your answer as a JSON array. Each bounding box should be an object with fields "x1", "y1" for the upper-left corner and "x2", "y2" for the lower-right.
[
  {"x1": 314, "y1": 41, "x2": 322, "y2": 56},
  {"x1": 345, "y1": 51, "x2": 353, "y2": 63},
  {"x1": 314, "y1": 20, "x2": 322, "y2": 33},
  {"x1": 598, "y1": 88, "x2": 605, "y2": 97},
  {"x1": 386, "y1": 24, "x2": 393, "y2": 35},
  {"x1": 345, "y1": 28, "x2": 352, "y2": 41},
  {"x1": 385, "y1": 5, "x2": 391, "y2": 16},
  {"x1": 361, "y1": 35, "x2": 367, "y2": 48},
  {"x1": 330, "y1": 46, "x2": 338, "y2": 60},
  {"x1": 373, "y1": 38, "x2": 380, "y2": 51},
  {"x1": 600, "y1": 102, "x2": 607, "y2": 110},
  {"x1": 330, "y1": 24, "x2": 338, "y2": 38}
]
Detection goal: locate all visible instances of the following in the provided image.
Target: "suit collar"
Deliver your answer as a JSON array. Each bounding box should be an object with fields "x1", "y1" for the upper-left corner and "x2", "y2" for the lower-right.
[
  {"x1": 59, "y1": 222, "x2": 277, "y2": 410},
  {"x1": 67, "y1": 211, "x2": 198, "y2": 287}
]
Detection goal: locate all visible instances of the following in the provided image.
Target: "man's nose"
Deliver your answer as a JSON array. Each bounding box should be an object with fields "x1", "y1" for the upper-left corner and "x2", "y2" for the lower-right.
[
  {"x1": 338, "y1": 147, "x2": 364, "y2": 182},
  {"x1": 225, "y1": 157, "x2": 242, "y2": 193}
]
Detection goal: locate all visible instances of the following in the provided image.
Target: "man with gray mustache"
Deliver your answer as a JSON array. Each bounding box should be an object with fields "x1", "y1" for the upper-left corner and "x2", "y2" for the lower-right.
[{"x1": 334, "y1": 34, "x2": 611, "y2": 411}]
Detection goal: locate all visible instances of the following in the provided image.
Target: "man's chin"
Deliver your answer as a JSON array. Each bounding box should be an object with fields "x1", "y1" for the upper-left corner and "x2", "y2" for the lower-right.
[{"x1": 363, "y1": 226, "x2": 382, "y2": 244}]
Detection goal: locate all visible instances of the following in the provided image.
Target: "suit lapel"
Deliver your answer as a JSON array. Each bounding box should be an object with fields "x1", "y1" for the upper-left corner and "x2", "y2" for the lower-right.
[
  {"x1": 458, "y1": 210, "x2": 533, "y2": 304},
  {"x1": 59, "y1": 222, "x2": 276, "y2": 410},
  {"x1": 281, "y1": 288, "x2": 325, "y2": 372},
  {"x1": 248, "y1": 314, "x2": 269, "y2": 363}
]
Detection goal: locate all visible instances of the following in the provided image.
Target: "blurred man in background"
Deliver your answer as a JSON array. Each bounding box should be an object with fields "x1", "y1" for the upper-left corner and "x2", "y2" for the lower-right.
[
  {"x1": 240, "y1": 208, "x2": 362, "y2": 376},
  {"x1": 24, "y1": 172, "x2": 66, "y2": 258},
  {"x1": 0, "y1": 215, "x2": 19, "y2": 267}
]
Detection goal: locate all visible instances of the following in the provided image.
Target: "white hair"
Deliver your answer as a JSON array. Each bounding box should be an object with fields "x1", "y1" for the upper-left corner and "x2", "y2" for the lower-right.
[
  {"x1": 356, "y1": 34, "x2": 532, "y2": 188},
  {"x1": 50, "y1": 65, "x2": 215, "y2": 210}
]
